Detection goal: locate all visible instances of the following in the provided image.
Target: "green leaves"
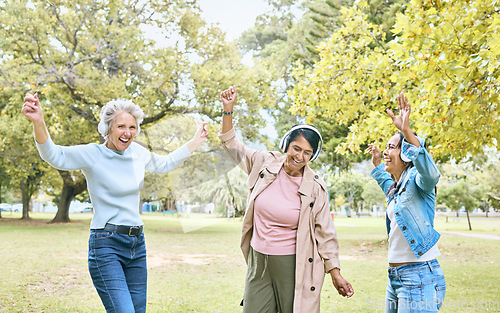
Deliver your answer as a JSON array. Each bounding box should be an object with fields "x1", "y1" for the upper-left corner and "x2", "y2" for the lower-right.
[
  {"x1": 0, "y1": 0, "x2": 264, "y2": 215},
  {"x1": 291, "y1": 0, "x2": 500, "y2": 161}
]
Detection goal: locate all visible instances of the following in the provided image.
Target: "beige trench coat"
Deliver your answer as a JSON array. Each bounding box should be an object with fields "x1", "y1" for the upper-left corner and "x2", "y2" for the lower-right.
[{"x1": 219, "y1": 128, "x2": 341, "y2": 313}]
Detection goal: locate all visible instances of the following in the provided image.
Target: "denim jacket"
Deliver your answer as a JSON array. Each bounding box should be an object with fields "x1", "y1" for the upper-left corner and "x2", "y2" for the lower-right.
[{"x1": 371, "y1": 137, "x2": 441, "y2": 258}]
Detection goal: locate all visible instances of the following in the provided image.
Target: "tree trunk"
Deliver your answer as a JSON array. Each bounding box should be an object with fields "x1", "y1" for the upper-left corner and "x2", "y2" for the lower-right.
[
  {"x1": 50, "y1": 170, "x2": 87, "y2": 223},
  {"x1": 20, "y1": 179, "x2": 30, "y2": 220},
  {"x1": 224, "y1": 173, "x2": 237, "y2": 214},
  {"x1": 0, "y1": 180, "x2": 2, "y2": 219},
  {"x1": 466, "y1": 209, "x2": 472, "y2": 231},
  {"x1": 162, "y1": 194, "x2": 177, "y2": 212},
  {"x1": 51, "y1": 184, "x2": 75, "y2": 223},
  {"x1": 139, "y1": 198, "x2": 144, "y2": 215}
]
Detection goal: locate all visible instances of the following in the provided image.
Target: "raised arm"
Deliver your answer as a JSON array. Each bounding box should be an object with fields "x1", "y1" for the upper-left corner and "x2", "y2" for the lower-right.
[
  {"x1": 220, "y1": 86, "x2": 236, "y2": 134},
  {"x1": 218, "y1": 86, "x2": 268, "y2": 174},
  {"x1": 366, "y1": 144, "x2": 381, "y2": 168},
  {"x1": 366, "y1": 144, "x2": 393, "y2": 195},
  {"x1": 22, "y1": 92, "x2": 49, "y2": 144},
  {"x1": 22, "y1": 92, "x2": 100, "y2": 171},
  {"x1": 405, "y1": 140, "x2": 440, "y2": 192},
  {"x1": 388, "y1": 92, "x2": 439, "y2": 191},
  {"x1": 386, "y1": 91, "x2": 420, "y2": 148},
  {"x1": 186, "y1": 122, "x2": 209, "y2": 153},
  {"x1": 145, "y1": 122, "x2": 208, "y2": 174}
]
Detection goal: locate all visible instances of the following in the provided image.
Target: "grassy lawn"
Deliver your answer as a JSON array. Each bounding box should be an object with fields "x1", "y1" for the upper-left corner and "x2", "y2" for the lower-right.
[{"x1": 0, "y1": 213, "x2": 498, "y2": 312}]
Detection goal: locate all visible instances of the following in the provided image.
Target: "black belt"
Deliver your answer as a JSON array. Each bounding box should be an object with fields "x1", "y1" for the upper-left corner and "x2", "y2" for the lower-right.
[{"x1": 103, "y1": 223, "x2": 143, "y2": 236}]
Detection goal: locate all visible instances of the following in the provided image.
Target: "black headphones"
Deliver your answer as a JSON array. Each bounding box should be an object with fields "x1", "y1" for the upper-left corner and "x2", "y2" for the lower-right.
[{"x1": 279, "y1": 124, "x2": 323, "y2": 161}]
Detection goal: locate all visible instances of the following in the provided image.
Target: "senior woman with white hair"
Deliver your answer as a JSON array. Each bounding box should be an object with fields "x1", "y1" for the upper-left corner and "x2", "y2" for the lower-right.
[{"x1": 22, "y1": 92, "x2": 208, "y2": 313}]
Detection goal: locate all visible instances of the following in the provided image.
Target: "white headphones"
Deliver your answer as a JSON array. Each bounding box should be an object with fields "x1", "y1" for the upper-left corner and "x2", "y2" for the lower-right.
[
  {"x1": 399, "y1": 132, "x2": 421, "y2": 163},
  {"x1": 97, "y1": 100, "x2": 143, "y2": 139},
  {"x1": 279, "y1": 124, "x2": 323, "y2": 161},
  {"x1": 97, "y1": 117, "x2": 109, "y2": 137},
  {"x1": 400, "y1": 149, "x2": 412, "y2": 163}
]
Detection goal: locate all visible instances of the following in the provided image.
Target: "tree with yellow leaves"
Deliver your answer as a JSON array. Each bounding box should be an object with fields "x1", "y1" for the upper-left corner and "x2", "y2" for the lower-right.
[{"x1": 291, "y1": 0, "x2": 499, "y2": 160}]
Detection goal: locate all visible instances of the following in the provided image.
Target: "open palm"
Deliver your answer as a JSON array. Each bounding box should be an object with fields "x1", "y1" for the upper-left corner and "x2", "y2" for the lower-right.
[{"x1": 386, "y1": 92, "x2": 411, "y2": 132}]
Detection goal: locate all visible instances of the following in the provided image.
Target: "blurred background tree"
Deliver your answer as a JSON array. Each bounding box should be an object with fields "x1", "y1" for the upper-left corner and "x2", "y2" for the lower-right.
[
  {"x1": 0, "y1": 0, "x2": 271, "y2": 221},
  {"x1": 1, "y1": 0, "x2": 499, "y2": 223}
]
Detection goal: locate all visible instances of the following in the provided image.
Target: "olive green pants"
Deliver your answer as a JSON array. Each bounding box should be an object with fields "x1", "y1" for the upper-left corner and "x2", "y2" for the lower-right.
[{"x1": 243, "y1": 246, "x2": 296, "y2": 313}]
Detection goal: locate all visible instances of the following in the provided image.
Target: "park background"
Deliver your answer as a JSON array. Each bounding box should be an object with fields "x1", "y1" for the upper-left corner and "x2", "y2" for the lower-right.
[{"x1": 0, "y1": 0, "x2": 499, "y2": 312}]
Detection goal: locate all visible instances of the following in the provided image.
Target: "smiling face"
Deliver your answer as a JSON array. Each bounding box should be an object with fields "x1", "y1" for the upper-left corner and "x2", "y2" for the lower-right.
[
  {"x1": 383, "y1": 134, "x2": 408, "y2": 181},
  {"x1": 105, "y1": 111, "x2": 138, "y2": 151},
  {"x1": 283, "y1": 135, "x2": 313, "y2": 177}
]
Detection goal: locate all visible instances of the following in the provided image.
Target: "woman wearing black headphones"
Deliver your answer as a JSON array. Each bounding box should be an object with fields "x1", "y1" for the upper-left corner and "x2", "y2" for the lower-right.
[
  {"x1": 218, "y1": 86, "x2": 353, "y2": 313},
  {"x1": 367, "y1": 92, "x2": 446, "y2": 312}
]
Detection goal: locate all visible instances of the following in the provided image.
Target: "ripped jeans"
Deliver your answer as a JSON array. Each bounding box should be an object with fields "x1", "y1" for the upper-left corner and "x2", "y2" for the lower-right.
[{"x1": 386, "y1": 259, "x2": 446, "y2": 313}]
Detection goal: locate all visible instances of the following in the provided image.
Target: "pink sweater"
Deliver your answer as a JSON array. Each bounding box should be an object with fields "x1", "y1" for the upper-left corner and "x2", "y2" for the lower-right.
[{"x1": 251, "y1": 167, "x2": 302, "y2": 255}]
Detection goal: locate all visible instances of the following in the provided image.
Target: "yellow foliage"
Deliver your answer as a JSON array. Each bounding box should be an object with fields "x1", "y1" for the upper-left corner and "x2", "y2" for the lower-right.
[{"x1": 291, "y1": 0, "x2": 500, "y2": 160}]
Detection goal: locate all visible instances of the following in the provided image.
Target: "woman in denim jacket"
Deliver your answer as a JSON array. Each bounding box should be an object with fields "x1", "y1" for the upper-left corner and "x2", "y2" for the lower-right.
[{"x1": 367, "y1": 92, "x2": 446, "y2": 312}]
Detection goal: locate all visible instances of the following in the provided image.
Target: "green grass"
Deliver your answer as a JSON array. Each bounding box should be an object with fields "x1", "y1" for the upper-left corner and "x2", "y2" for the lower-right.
[{"x1": 0, "y1": 213, "x2": 499, "y2": 312}]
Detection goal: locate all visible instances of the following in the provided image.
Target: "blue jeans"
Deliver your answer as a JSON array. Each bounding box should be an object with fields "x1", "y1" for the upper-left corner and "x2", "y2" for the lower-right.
[
  {"x1": 88, "y1": 229, "x2": 147, "y2": 313},
  {"x1": 386, "y1": 259, "x2": 446, "y2": 313}
]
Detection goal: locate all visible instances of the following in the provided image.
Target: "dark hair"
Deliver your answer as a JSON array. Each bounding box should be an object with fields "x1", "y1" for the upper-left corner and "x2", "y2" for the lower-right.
[
  {"x1": 285, "y1": 128, "x2": 321, "y2": 156},
  {"x1": 396, "y1": 131, "x2": 424, "y2": 149}
]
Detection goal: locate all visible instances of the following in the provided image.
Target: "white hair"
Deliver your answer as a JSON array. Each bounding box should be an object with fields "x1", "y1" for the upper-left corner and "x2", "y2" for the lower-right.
[{"x1": 97, "y1": 99, "x2": 144, "y2": 139}]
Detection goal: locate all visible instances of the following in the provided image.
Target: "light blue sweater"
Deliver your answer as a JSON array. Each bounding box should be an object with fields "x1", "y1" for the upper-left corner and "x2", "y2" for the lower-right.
[{"x1": 36, "y1": 137, "x2": 192, "y2": 229}]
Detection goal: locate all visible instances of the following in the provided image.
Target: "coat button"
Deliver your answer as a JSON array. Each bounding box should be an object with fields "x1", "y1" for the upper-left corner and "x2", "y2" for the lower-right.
[
  {"x1": 310, "y1": 286, "x2": 316, "y2": 291},
  {"x1": 309, "y1": 203, "x2": 314, "y2": 207},
  {"x1": 395, "y1": 212, "x2": 399, "y2": 216},
  {"x1": 308, "y1": 258, "x2": 313, "y2": 263},
  {"x1": 402, "y1": 188, "x2": 406, "y2": 192},
  {"x1": 418, "y1": 251, "x2": 423, "y2": 256},
  {"x1": 411, "y1": 239, "x2": 415, "y2": 244},
  {"x1": 314, "y1": 175, "x2": 319, "y2": 179},
  {"x1": 402, "y1": 226, "x2": 407, "y2": 230},
  {"x1": 259, "y1": 173, "x2": 264, "y2": 178}
]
